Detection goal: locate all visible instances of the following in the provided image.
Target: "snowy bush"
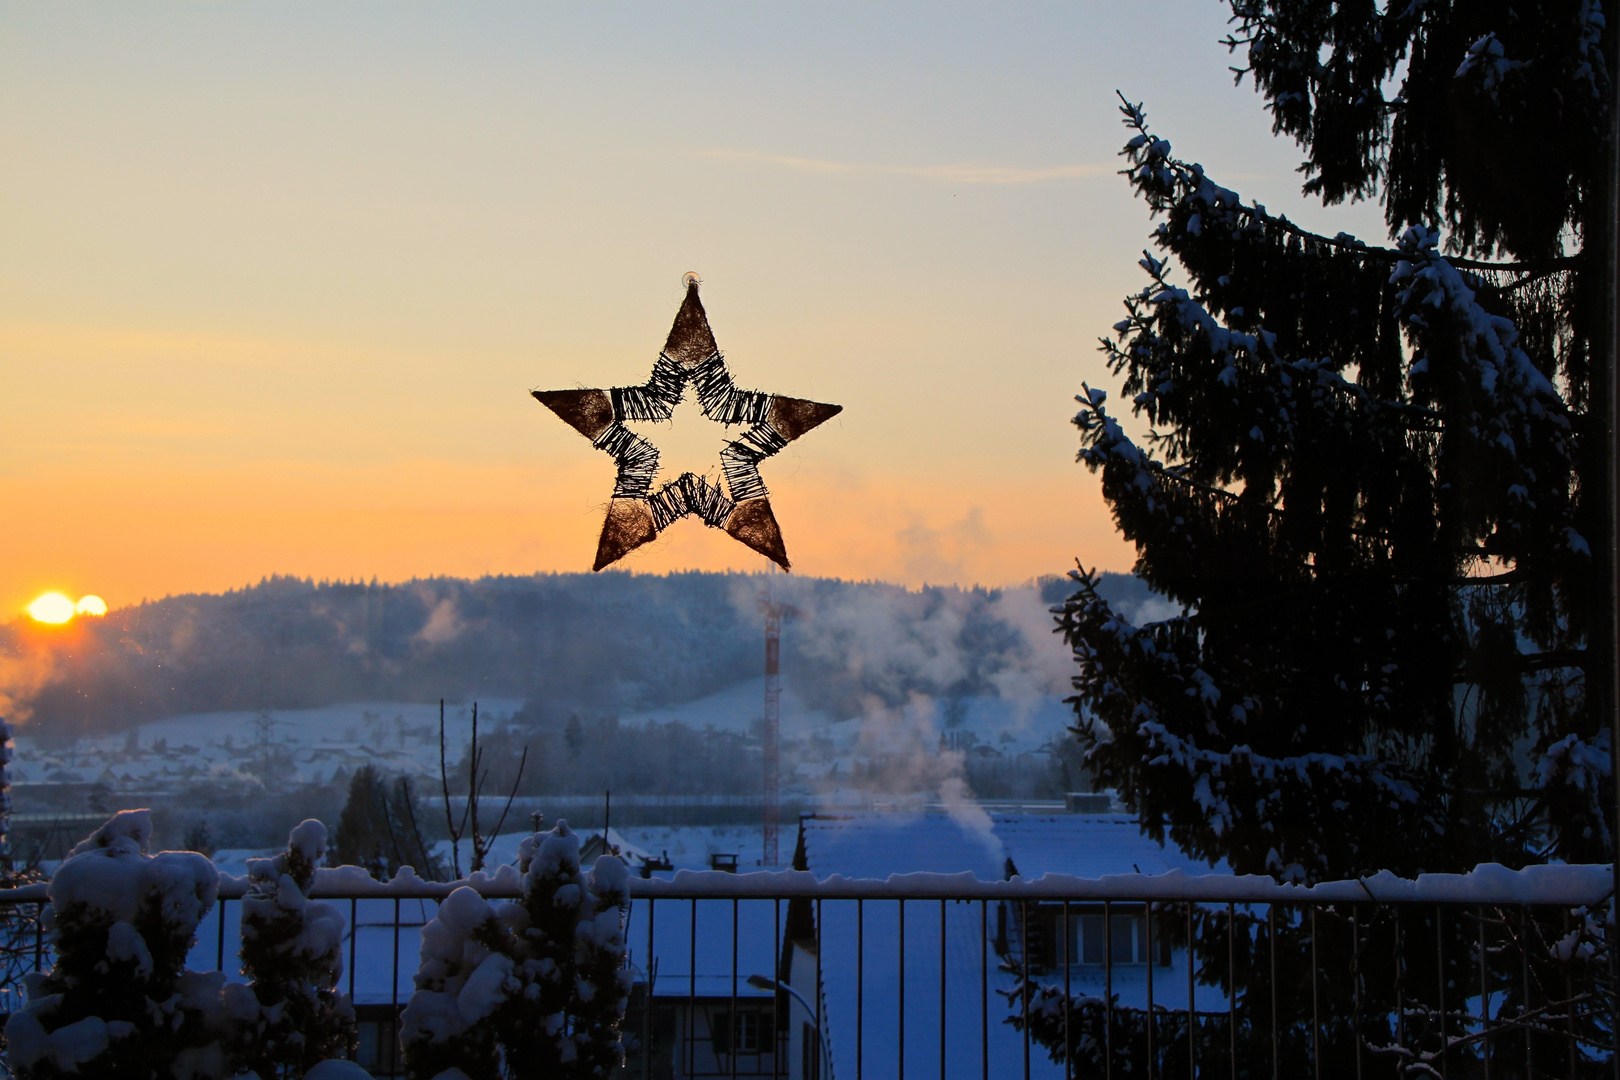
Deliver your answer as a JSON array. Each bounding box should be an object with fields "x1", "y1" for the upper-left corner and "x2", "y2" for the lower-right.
[
  {"x1": 399, "y1": 820, "x2": 631, "y2": 1080},
  {"x1": 238, "y1": 819, "x2": 356, "y2": 1079},
  {"x1": 2, "y1": 809, "x2": 229, "y2": 1079}
]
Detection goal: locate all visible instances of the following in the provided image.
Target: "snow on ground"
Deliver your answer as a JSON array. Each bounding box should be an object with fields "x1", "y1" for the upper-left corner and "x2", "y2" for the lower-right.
[
  {"x1": 10, "y1": 684, "x2": 1074, "y2": 807},
  {"x1": 10, "y1": 699, "x2": 522, "y2": 791},
  {"x1": 617, "y1": 678, "x2": 832, "y2": 737},
  {"x1": 620, "y1": 678, "x2": 1071, "y2": 756}
]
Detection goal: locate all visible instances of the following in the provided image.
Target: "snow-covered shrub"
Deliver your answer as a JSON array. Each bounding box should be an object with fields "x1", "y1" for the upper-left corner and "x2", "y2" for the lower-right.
[
  {"x1": 399, "y1": 820, "x2": 631, "y2": 1080},
  {"x1": 238, "y1": 819, "x2": 356, "y2": 1079},
  {"x1": 3, "y1": 809, "x2": 227, "y2": 1079},
  {"x1": 397, "y1": 886, "x2": 509, "y2": 1080},
  {"x1": 513, "y1": 823, "x2": 630, "y2": 1078}
]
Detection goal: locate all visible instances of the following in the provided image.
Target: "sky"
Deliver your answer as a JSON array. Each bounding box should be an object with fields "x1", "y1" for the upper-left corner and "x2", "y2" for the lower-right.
[{"x1": 0, "y1": 2, "x2": 1390, "y2": 618}]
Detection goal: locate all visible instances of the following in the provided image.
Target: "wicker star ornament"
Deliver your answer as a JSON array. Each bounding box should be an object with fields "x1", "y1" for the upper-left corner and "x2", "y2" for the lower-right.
[{"x1": 533, "y1": 277, "x2": 841, "y2": 571}]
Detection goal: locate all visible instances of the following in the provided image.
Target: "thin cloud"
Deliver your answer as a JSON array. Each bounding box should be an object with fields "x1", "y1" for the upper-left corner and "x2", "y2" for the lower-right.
[{"x1": 699, "y1": 148, "x2": 1110, "y2": 184}]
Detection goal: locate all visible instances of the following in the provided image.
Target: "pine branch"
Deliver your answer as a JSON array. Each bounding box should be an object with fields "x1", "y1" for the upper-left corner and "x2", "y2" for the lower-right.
[
  {"x1": 1457, "y1": 648, "x2": 1587, "y2": 677},
  {"x1": 1113, "y1": 91, "x2": 1584, "y2": 274}
]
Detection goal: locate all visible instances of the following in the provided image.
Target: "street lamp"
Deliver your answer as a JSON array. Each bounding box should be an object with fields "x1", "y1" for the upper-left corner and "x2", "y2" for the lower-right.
[{"x1": 747, "y1": 974, "x2": 829, "y2": 1080}]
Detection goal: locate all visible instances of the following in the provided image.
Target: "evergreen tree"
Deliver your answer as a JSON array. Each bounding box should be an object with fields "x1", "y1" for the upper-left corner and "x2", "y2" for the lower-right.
[
  {"x1": 331, "y1": 765, "x2": 440, "y2": 881},
  {"x1": 238, "y1": 819, "x2": 356, "y2": 1078},
  {"x1": 2, "y1": 811, "x2": 234, "y2": 1079},
  {"x1": 1063, "y1": 2, "x2": 1615, "y2": 881},
  {"x1": 332, "y1": 764, "x2": 398, "y2": 879}
]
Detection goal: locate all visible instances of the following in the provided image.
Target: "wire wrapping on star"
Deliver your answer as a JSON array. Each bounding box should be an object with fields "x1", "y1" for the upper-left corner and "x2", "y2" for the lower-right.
[
  {"x1": 648, "y1": 472, "x2": 735, "y2": 530},
  {"x1": 532, "y1": 279, "x2": 841, "y2": 571}
]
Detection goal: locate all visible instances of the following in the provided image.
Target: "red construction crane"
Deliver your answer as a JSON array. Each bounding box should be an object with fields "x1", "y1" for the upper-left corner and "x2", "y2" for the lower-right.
[{"x1": 759, "y1": 565, "x2": 795, "y2": 867}]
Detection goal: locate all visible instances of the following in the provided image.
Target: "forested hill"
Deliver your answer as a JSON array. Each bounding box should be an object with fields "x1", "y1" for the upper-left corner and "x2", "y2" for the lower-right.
[{"x1": 1, "y1": 570, "x2": 1155, "y2": 740}]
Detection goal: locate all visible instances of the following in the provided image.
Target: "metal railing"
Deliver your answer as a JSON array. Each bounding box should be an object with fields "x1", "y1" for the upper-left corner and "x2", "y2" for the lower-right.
[{"x1": 0, "y1": 870, "x2": 1613, "y2": 1079}]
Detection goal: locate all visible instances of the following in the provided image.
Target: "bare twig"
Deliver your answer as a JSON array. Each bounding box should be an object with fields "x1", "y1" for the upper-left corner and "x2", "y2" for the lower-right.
[
  {"x1": 438, "y1": 699, "x2": 463, "y2": 880},
  {"x1": 395, "y1": 777, "x2": 437, "y2": 881},
  {"x1": 483, "y1": 744, "x2": 529, "y2": 865},
  {"x1": 468, "y1": 704, "x2": 482, "y2": 872}
]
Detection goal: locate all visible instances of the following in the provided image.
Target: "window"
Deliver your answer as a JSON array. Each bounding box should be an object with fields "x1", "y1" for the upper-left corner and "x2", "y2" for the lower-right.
[
  {"x1": 733, "y1": 1010, "x2": 759, "y2": 1052},
  {"x1": 1050, "y1": 907, "x2": 1169, "y2": 967},
  {"x1": 709, "y1": 1007, "x2": 774, "y2": 1056},
  {"x1": 802, "y1": 1021, "x2": 819, "y2": 1080}
]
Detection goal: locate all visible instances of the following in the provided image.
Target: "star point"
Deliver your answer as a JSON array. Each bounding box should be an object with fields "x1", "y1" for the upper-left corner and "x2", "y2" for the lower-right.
[{"x1": 533, "y1": 279, "x2": 841, "y2": 572}]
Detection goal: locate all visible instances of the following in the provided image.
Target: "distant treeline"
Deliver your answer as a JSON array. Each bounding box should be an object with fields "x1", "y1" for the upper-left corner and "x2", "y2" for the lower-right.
[{"x1": 2, "y1": 570, "x2": 1151, "y2": 740}]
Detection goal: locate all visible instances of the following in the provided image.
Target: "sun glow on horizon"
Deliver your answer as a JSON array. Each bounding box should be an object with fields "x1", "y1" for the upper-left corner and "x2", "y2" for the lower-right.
[
  {"x1": 26, "y1": 592, "x2": 76, "y2": 623},
  {"x1": 25, "y1": 592, "x2": 107, "y2": 623}
]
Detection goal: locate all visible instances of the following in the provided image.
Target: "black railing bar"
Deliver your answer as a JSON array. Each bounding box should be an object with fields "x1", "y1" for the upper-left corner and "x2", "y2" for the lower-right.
[
  {"x1": 771, "y1": 898, "x2": 781, "y2": 1080},
  {"x1": 390, "y1": 896, "x2": 400, "y2": 1017},
  {"x1": 641, "y1": 900, "x2": 648, "y2": 1080},
  {"x1": 730, "y1": 898, "x2": 739, "y2": 1080},
  {"x1": 348, "y1": 897, "x2": 357, "y2": 1006},
  {"x1": 815, "y1": 896, "x2": 824, "y2": 1080},
  {"x1": 1311, "y1": 903, "x2": 1320, "y2": 1080},
  {"x1": 1145, "y1": 900, "x2": 1155, "y2": 1080},
  {"x1": 1564, "y1": 908, "x2": 1577, "y2": 1077},
  {"x1": 1020, "y1": 898, "x2": 1030, "y2": 1080},
  {"x1": 689, "y1": 899, "x2": 697, "y2": 1080},
  {"x1": 1521, "y1": 906, "x2": 1533, "y2": 1080},
  {"x1": 1186, "y1": 900, "x2": 1195, "y2": 1080},
  {"x1": 1104, "y1": 900, "x2": 1113, "y2": 1080},
  {"x1": 899, "y1": 898, "x2": 906, "y2": 1080},
  {"x1": 1394, "y1": 905, "x2": 1405, "y2": 1065},
  {"x1": 1063, "y1": 898, "x2": 1072, "y2": 1080},
  {"x1": 1227, "y1": 902, "x2": 1236, "y2": 1080},
  {"x1": 1268, "y1": 904, "x2": 1278, "y2": 1080},
  {"x1": 217, "y1": 895, "x2": 227, "y2": 971},
  {"x1": 1437, "y1": 904, "x2": 1448, "y2": 1080},
  {"x1": 351, "y1": 921, "x2": 430, "y2": 929},
  {"x1": 1478, "y1": 905, "x2": 1490, "y2": 1080},
  {"x1": 979, "y1": 899, "x2": 988, "y2": 1080},
  {"x1": 1353, "y1": 905, "x2": 1363, "y2": 1080}
]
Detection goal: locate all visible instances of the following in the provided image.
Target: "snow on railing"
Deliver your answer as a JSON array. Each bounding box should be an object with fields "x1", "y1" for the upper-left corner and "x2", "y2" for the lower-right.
[{"x1": 0, "y1": 860, "x2": 1608, "y2": 906}]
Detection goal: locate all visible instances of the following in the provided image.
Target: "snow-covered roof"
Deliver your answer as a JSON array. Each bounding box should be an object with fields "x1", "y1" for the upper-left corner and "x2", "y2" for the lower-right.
[
  {"x1": 996, "y1": 814, "x2": 1224, "y2": 880},
  {"x1": 626, "y1": 889, "x2": 780, "y2": 1000},
  {"x1": 800, "y1": 811, "x2": 1007, "y2": 880},
  {"x1": 798, "y1": 810, "x2": 1223, "y2": 882}
]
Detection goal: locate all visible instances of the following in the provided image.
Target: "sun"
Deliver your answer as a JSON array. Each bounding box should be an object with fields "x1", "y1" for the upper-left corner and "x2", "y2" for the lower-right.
[
  {"x1": 27, "y1": 593, "x2": 76, "y2": 624},
  {"x1": 76, "y1": 595, "x2": 107, "y2": 616}
]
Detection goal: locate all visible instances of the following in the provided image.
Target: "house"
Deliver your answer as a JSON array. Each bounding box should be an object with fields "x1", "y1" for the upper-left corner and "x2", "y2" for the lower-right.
[
  {"x1": 623, "y1": 892, "x2": 786, "y2": 1079},
  {"x1": 174, "y1": 811, "x2": 1225, "y2": 1078},
  {"x1": 780, "y1": 810, "x2": 1232, "y2": 1080}
]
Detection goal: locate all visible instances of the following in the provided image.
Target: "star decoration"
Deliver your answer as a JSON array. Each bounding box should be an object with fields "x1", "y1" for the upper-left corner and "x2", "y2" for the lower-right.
[{"x1": 533, "y1": 277, "x2": 842, "y2": 571}]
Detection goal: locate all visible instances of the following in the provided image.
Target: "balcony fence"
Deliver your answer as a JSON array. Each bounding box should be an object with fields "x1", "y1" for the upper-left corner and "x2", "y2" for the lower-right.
[{"x1": 0, "y1": 868, "x2": 1612, "y2": 1079}]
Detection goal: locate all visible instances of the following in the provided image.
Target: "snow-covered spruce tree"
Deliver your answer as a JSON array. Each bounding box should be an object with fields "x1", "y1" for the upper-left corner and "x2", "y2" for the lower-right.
[
  {"x1": 238, "y1": 819, "x2": 356, "y2": 1079},
  {"x1": 2, "y1": 810, "x2": 239, "y2": 1079},
  {"x1": 399, "y1": 820, "x2": 631, "y2": 1080},
  {"x1": 505, "y1": 820, "x2": 631, "y2": 1079},
  {"x1": 1065, "y1": 0, "x2": 1614, "y2": 884}
]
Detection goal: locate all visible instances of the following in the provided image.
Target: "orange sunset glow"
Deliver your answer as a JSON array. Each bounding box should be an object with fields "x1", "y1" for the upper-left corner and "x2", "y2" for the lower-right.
[{"x1": 0, "y1": 3, "x2": 1377, "y2": 618}]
